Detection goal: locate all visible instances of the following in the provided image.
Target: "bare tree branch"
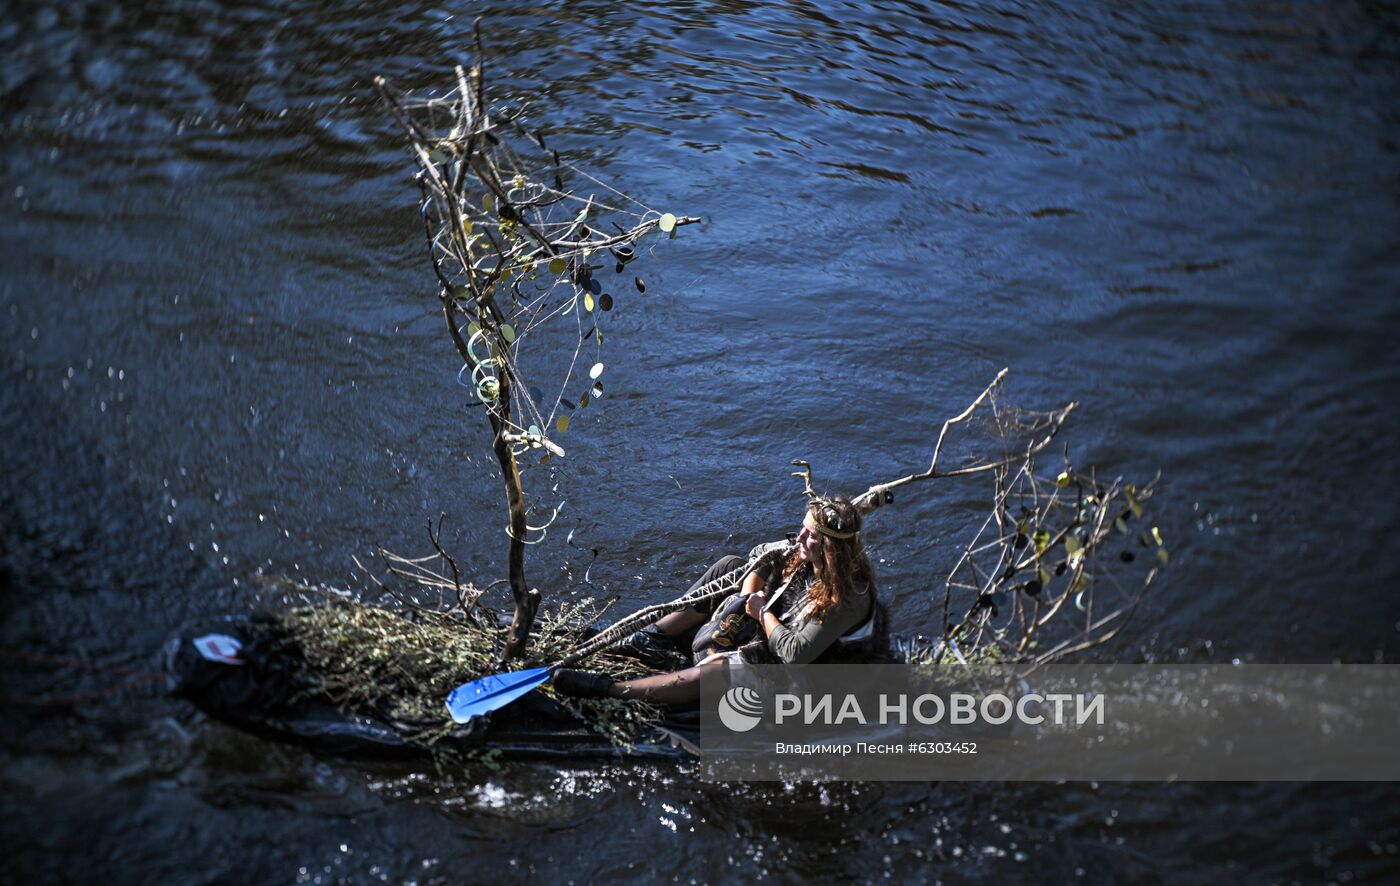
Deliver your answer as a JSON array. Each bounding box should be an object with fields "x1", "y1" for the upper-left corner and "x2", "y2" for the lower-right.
[{"x1": 377, "y1": 29, "x2": 697, "y2": 660}]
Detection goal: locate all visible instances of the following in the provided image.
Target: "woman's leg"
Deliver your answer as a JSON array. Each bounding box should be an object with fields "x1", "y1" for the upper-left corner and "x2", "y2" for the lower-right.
[
  {"x1": 650, "y1": 607, "x2": 708, "y2": 637},
  {"x1": 651, "y1": 555, "x2": 747, "y2": 639},
  {"x1": 611, "y1": 660, "x2": 727, "y2": 705}
]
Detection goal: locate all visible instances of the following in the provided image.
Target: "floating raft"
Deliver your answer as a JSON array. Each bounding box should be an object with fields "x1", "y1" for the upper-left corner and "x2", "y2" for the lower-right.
[
  {"x1": 164, "y1": 615, "x2": 701, "y2": 761},
  {"x1": 165, "y1": 607, "x2": 919, "y2": 762}
]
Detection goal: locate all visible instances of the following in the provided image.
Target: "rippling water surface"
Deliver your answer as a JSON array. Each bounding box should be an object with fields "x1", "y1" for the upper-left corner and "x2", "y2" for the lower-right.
[{"x1": 3, "y1": 1, "x2": 1399, "y2": 881}]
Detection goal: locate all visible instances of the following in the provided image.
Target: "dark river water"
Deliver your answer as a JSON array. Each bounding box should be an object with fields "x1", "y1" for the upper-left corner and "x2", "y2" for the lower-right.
[{"x1": 4, "y1": 0, "x2": 1400, "y2": 882}]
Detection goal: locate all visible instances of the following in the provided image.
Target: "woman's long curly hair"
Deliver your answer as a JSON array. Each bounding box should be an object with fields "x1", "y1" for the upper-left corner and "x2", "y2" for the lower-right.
[{"x1": 782, "y1": 496, "x2": 876, "y2": 621}]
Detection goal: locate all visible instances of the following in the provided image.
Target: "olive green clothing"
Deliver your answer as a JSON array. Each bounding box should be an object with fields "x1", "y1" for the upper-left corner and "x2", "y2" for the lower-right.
[
  {"x1": 766, "y1": 582, "x2": 874, "y2": 664},
  {"x1": 749, "y1": 541, "x2": 875, "y2": 665}
]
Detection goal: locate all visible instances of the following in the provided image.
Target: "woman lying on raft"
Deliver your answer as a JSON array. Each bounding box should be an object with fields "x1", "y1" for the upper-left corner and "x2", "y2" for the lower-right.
[{"x1": 552, "y1": 496, "x2": 880, "y2": 704}]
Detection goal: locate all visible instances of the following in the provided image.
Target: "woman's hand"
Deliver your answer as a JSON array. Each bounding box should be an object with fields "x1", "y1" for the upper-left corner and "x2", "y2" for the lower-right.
[{"x1": 744, "y1": 591, "x2": 769, "y2": 620}]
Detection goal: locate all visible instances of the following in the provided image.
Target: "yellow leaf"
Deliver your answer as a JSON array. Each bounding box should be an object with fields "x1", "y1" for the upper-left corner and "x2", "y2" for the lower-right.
[
  {"x1": 1151, "y1": 526, "x2": 1164, "y2": 546},
  {"x1": 1114, "y1": 517, "x2": 1128, "y2": 534},
  {"x1": 1157, "y1": 548, "x2": 1170, "y2": 566},
  {"x1": 658, "y1": 212, "x2": 677, "y2": 233},
  {"x1": 1056, "y1": 471, "x2": 1071, "y2": 488},
  {"x1": 549, "y1": 257, "x2": 567, "y2": 275},
  {"x1": 584, "y1": 293, "x2": 595, "y2": 312},
  {"x1": 1130, "y1": 500, "x2": 1143, "y2": 518},
  {"x1": 501, "y1": 324, "x2": 516, "y2": 343},
  {"x1": 556, "y1": 415, "x2": 570, "y2": 433}
]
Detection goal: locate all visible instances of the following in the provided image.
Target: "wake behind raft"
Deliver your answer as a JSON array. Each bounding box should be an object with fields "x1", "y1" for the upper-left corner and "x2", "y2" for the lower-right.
[{"x1": 164, "y1": 608, "x2": 929, "y2": 762}]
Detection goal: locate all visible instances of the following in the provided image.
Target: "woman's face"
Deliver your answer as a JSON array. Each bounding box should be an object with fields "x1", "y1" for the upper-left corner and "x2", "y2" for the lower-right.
[{"x1": 796, "y1": 514, "x2": 823, "y2": 562}]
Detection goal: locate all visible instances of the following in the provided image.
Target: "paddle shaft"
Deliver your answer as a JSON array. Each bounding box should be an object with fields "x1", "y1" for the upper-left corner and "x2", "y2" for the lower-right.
[
  {"x1": 446, "y1": 543, "x2": 795, "y2": 722},
  {"x1": 553, "y1": 543, "x2": 792, "y2": 666}
]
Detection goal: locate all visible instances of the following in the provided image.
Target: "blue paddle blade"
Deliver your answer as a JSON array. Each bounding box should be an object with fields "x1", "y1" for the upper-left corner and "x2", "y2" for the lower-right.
[{"x1": 445, "y1": 666, "x2": 552, "y2": 724}]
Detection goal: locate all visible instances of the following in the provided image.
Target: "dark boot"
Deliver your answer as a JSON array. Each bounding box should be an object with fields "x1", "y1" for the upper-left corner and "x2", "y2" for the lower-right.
[
  {"x1": 551, "y1": 669, "x2": 616, "y2": 699},
  {"x1": 617, "y1": 623, "x2": 686, "y2": 670}
]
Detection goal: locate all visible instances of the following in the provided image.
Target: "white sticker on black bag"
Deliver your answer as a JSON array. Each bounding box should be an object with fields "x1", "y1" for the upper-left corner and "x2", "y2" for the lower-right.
[{"x1": 192, "y1": 633, "x2": 245, "y2": 665}]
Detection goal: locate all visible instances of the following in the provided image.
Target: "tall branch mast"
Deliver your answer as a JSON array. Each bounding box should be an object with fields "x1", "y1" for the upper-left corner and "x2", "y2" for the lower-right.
[{"x1": 377, "y1": 21, "x2": 698, "y2": 659}]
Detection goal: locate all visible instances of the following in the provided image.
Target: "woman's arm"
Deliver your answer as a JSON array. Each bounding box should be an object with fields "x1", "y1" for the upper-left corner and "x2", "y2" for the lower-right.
[
  {"x1": 742, "y1": 570, "x2": 766, "y2": 596},
  {"x1": 743, "y1": 587, "x2": 782, "y2": 638},
  {"x1": 747, "y1": 589, "x2": 871, "y2": 665}
]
